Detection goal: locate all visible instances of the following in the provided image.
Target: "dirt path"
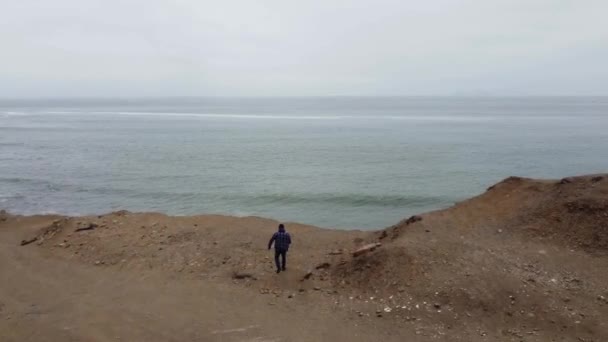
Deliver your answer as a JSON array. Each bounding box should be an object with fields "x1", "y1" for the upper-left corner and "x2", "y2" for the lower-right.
[{"x1": 0, "y1": 228, "x2": 419, "y2": 342}]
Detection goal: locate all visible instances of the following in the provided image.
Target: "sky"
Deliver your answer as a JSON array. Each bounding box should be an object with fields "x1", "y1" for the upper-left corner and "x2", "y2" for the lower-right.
[{"x1": 1, "y1": 0, "x2": 607, "y2": 97}]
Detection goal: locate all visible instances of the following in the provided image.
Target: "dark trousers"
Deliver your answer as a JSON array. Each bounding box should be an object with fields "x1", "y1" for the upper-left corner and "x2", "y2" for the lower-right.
[{"x1": 274, "y1": 249, "x2": 287, "y2": 271}]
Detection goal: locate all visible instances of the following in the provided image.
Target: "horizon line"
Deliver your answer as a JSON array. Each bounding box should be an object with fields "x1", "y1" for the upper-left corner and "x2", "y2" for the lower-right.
[{"x1": 2, "y1": 95, "x2": 608, "y2": 101}]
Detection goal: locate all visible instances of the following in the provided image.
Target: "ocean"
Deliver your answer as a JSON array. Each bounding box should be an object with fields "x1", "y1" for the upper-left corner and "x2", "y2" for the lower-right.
[{"x1": 1, "y1": 97, "x2": 607, "y2": 229}]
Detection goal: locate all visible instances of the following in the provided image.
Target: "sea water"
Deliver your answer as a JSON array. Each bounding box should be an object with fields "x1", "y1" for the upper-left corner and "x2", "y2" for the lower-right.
[{"x1": 1, "y1": 97, "x2": 607, "y2": 229}]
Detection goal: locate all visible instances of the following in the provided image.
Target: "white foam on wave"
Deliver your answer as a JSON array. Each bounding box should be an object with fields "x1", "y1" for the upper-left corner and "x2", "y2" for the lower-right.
[
  {"x1": 1, "y1": 111, "x2": 28, "y2": 117},
  {"x1": 44, "y1": 111, "x2": 75, "y2": 115},
  {"x1": 383, "y1": 115, "x2": 495, "y2": 122},
  {"x1": 41, "y1": 110, "x2": 496, "y2": 122},
  {"x1": 44, "y1": 110, "x2": 340, "y2": 120}
]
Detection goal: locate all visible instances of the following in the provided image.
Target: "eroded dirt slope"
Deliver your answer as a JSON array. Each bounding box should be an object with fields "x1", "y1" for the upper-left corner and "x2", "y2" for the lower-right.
[{"x1": 1, "y1": 174, "x2": 607, "y2": 341}]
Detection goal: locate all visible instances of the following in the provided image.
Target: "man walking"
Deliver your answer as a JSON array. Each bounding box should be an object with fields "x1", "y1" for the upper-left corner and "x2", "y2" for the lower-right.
[{"x1": 268, "y1": 224, "x2": 291, "y2": 273}]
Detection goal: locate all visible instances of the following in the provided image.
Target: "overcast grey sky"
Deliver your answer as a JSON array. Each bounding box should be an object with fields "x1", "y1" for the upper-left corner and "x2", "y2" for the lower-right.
[{"x1": 1, "y1": 0, "x2": 607, "y2": 97}]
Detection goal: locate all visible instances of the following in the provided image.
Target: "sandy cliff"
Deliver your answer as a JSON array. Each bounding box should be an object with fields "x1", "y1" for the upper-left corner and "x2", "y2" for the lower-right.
[{"x1": 1, "y1": 174, "x2": 607, "y2": 341}]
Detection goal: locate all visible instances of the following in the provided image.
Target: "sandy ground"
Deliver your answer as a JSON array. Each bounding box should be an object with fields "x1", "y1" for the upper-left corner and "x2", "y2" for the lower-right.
[{"x1": 1, "y1": 174, "x2": 607, "y2": 341}]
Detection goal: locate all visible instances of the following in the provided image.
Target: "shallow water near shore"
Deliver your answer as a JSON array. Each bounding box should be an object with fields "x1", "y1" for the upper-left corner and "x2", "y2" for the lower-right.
[{"x1": 1, "y1": 97, "x2": 607, "y2": 229}]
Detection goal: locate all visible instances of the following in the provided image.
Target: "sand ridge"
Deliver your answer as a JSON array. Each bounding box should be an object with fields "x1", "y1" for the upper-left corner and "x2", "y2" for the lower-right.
[{"x1": 1, "y1": 174, "x2": 607, "y2": 341}]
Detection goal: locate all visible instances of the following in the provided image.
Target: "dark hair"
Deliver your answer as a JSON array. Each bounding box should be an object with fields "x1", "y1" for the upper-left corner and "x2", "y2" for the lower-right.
[{"x1": 278, "y1": 224, "x2": 284, "y2": 229}]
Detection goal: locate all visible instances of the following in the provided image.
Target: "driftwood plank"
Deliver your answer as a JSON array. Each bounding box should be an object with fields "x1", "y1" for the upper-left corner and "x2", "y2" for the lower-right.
[{"x1": 352, "y1": 242, "x2": 382, "y2": 257}]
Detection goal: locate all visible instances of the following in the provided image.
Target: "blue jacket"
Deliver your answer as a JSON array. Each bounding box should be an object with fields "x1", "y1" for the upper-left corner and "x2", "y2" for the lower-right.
[{"x1": 268, "y1": 228, "x2": 291, "y2": 251}]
